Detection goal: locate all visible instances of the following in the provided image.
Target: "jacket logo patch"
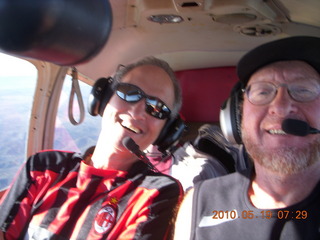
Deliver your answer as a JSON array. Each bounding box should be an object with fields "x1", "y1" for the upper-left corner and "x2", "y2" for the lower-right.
[{"x1": 94, "y1": 205, "x2": 117, "y2": 234}]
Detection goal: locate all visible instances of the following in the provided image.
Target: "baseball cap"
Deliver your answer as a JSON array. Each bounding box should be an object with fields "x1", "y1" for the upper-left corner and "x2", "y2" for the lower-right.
[{"x1": 237, "y1": 36, "x2": 320, "y2": 86}]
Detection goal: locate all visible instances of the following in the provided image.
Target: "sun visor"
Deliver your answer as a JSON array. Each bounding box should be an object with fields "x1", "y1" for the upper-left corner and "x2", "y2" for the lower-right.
[{"x1": 0, "y1": 0, "x2": 112, "y2": 66}]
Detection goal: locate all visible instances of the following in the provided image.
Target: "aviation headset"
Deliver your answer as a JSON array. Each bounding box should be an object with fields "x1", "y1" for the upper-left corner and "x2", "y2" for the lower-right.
[
  {"x1": 88, "y1": 77, "x2": 186, "y2": 153},
  {"x1": 219, "y1": 81, "x2": 243, "y2": 145}
]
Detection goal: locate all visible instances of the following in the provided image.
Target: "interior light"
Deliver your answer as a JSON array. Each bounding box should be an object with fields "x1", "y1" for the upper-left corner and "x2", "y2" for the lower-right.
[{"x1": 148, "y1": 15, "x2": 184, "y2": 24}]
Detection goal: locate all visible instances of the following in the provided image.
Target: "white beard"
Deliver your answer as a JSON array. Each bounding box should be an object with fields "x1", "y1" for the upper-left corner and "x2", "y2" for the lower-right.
[{"x1": 242, "y1": 132, "x2": 320, "y2": 175}]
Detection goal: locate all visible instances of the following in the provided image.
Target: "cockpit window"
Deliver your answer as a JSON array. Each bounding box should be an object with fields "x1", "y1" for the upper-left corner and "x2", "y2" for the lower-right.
[
  {"x1": 54, "y1": 75, "x2": 101, "y2": 154},
  {"x1": 0, "y1": 53, "x2": 37, "y2": 190}
]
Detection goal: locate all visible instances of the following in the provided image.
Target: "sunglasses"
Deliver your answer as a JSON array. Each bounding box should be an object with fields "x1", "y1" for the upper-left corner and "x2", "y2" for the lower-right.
[{"x1": 115, "y1": 82, "x2": 171, "y2": 119}]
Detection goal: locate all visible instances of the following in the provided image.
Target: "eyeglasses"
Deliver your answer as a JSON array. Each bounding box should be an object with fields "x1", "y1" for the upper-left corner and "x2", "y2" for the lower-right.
[
  {"x1": 115, "y1": 82, "x2": 171, "y2": 119},
  {"x1": 243, "y1": 80, "x2": 320, "y2": 105}
]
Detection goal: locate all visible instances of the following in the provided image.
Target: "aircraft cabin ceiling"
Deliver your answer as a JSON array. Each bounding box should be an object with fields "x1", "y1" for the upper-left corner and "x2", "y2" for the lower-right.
[{"x1": 76, "y1": 0, "x2": 320, "y2": 80}]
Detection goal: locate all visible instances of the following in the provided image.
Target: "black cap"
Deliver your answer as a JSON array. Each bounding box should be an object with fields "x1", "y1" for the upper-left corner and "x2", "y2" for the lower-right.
[{"x1": 237, "y1": 36, "x2": 320, "y2": 86}]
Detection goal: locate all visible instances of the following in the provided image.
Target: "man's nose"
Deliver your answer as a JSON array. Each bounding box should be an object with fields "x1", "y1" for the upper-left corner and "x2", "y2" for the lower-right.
[
  {"x1": 268, "y1": 87, "x2": 298, "y2": 117},
  {"x1": 128, "y1": 100, "x2": 147, "y2": 119}
]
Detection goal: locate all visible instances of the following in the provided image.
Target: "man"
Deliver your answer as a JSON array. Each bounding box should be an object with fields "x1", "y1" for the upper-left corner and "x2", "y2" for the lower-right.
[
  {"x1": 0, "y1": 57, "x2": 183, "y2": 239},
  {"x1": 174, "y1": 36, "x2": 320, "y2": 240}
]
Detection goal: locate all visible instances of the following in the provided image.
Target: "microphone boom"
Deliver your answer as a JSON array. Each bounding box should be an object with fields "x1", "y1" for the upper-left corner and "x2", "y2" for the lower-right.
[
  {"x1": 122, "y1": 137, "x2": 159, "y2": 172},
  {"x1": 282, "y1": 119, "x2": 320, "y2": 136}
]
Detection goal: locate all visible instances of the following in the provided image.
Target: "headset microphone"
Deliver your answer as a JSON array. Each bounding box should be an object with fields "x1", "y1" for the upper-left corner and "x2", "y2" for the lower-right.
[
  {"x1": 282, "y1": 119, "x2": 320, "y2": 136},
  {"x1": 122, "y1": 137, "x2": 159, "y2": 172}
]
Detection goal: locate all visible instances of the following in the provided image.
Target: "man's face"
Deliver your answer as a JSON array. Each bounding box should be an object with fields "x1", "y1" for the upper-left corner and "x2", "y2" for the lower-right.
[
  {"x1": 241, "y1": 60, "x2": 320, "y2": 174},
  {"x1": 101, "y1": 64, "x2": 175, "y2": 153}
]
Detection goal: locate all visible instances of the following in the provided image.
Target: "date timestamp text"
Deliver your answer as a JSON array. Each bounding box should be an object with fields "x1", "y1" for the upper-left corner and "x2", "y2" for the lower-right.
[{"x1": 212, "y1": 210, "x2": 308, "y2": 220}]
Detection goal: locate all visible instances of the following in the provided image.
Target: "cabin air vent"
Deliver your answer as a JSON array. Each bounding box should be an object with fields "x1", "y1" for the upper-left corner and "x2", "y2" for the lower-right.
[
  {"x1": 181, "y1": 2, "x2": 199, "y2": 7},
  {"x1": 173, "y1": 0, "x2": 203, "y2": 12},
  {"x1": 234, "y1": 24, "x2": 281, "y2": 37}
]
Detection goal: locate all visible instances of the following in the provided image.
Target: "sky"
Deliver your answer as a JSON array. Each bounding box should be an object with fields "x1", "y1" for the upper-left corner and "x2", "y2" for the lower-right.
[{"x1": 0, "y1": 52, "x2": 37, "y2": 77}]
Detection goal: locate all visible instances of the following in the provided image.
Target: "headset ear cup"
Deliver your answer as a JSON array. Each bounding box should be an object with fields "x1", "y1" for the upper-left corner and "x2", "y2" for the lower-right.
[
  {"x1": 153, "y1": 115, "x2": 187, "y2": 153},
  {"x1": 88, "y1": 77, "x2": 114, "y2": 116},
  {"x1": 219, "y1": 82, "x2": 242, "y2": 144}
]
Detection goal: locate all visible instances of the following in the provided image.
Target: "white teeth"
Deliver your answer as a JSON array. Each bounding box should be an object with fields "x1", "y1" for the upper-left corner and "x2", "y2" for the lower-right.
[
  {"x1": 268, "y1": 129, "x2": 286, "y2": 135},
  {"x1": 120, "y1": 120, "x2": 141, "y2": 134}
]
